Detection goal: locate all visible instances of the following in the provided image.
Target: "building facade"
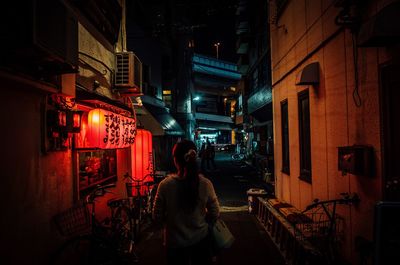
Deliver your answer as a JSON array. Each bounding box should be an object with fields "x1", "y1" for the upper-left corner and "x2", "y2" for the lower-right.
[
  {"x1": 0, "y1": 1, "x2": 142, "y2": 263},
  {"x1": 191, "y1": 53, "x2": 241, "y2": 147},
  {"x1": 271, "y1": 0, "x2": 400, "y2": 263},
  {"x1": 236, "y1": 0, "x2": 274, "y2": 185}
]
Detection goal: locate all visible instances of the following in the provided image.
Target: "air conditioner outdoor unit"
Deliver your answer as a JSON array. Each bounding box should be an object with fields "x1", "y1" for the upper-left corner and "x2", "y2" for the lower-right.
[{"x1": 115, "y1": 52, "x2": 142, "y2": 95}]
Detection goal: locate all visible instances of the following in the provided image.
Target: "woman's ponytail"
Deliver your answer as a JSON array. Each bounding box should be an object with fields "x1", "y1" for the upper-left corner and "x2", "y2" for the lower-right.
[{"x1": 173, "y1": 140, "x2": 200, "y2": 213}]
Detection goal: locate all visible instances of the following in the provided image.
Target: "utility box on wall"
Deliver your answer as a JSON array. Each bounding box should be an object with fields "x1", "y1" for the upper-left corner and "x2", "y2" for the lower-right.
[{"x1": 338, "y1": 145, "x2": 374, "y2": 176}]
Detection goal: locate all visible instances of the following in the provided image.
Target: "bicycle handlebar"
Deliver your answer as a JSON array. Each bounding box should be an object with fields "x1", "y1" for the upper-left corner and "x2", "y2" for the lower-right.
[
  {"x1": 86, "y1": 183, "x2": 116, "y2": 203},
  {"x1": 123, "y1": 172, "x2": 165, "y2": 183},
  {"x1": 304, "y1": 193, "x2": 360, "y2": 211}
]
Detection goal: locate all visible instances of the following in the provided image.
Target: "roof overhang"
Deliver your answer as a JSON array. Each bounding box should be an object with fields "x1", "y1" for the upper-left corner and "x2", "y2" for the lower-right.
[
  {"x1": 138, "y1": 102, "x2": 184, "y2": 136},
  {"x1": 75, "y1": 85, "x2": 133, "y2": 115}
]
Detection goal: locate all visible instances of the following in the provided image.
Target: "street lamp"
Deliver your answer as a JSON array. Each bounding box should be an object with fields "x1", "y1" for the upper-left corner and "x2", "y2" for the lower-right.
[{"x1": 214, "y1": 42, "x2": 220, "y2": 59}]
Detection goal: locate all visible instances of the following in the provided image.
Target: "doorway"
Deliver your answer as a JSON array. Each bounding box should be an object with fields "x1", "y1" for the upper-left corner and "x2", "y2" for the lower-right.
[{"x1": 381, "y1": 63, "x2": 400, "y2": 201}]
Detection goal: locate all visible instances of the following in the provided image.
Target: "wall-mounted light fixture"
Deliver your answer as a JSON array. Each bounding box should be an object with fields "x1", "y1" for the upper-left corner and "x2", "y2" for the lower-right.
[
  {"x1": 69, "y1": 111, "x2": 83, "y2": 133},
  {"x1": 47, "y1": 110, "x2": 67, "y2": 137},
  {"x1": 46, "y1": 109, "x2": 69, "y2": 151},
  {"x1": 295, "y1": 62, "x2": 320, "y2": 86},
  {"x1": 93, "y1": 80, "x2": 101, "y2": 91},
  {"x1": 47, "y1": 110, "x2": 83, "y2": 135}
]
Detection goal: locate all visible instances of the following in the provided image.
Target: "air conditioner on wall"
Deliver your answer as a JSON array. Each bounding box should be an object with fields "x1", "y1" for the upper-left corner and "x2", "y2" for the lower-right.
[{"x1": 115, "y1": 52, "x2": 142, "y2": 95}]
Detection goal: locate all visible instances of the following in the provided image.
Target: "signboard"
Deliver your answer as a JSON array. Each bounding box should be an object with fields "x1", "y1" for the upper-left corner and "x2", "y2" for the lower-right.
[{"x1": 75, "y1": 108, "x2": 136, "y2": 149}]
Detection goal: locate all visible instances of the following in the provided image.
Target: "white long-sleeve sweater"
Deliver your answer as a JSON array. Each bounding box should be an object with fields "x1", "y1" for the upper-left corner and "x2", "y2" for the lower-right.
[{"x1": 152, "y1": 174, "x2": 220, "y2": 248}]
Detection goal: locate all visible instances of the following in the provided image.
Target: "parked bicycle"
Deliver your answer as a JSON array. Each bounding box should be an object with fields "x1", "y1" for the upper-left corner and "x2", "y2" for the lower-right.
[
  {"x1": 108, "y1": 172, "x2": 165, "y2": 245},
  {"x1": 231, "y1": 152, "x2": 246, "y2": 167},
  {"x1": 296, "y1": 193, "x2": 360, "y2": 264},
  {"x1": 51, "y1": 183, "x2": 137, "y2": 265}
]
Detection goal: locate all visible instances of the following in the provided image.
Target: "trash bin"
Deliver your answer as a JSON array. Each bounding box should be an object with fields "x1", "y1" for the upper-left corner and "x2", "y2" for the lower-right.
[{"x1": 247, "y1": 188, "x2": 268, "y2": 213}]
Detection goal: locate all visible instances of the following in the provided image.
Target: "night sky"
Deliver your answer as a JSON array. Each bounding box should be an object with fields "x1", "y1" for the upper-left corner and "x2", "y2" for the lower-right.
[
  {"x1": 191, "y1": 2, "x2": 238, "y2": 63},
  {"x1": 127, "y1": 0, "x2": 238, "y2": 63}
]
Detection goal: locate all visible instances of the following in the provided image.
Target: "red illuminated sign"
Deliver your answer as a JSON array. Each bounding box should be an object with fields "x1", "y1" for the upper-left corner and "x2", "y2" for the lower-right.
[{"x1": 76, "y1": 108, "x2": 136, "y2": 149}]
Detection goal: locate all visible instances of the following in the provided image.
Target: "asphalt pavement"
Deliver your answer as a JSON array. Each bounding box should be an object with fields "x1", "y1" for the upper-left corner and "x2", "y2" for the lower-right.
[{"x1": 135, "y1": 151, "x2": 285, "y2": 265}]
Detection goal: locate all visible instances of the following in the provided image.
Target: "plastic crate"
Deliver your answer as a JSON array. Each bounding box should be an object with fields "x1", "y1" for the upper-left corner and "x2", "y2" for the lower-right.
[{"x1": 247, "y1": 188, "x2": 268, "y2": 213}]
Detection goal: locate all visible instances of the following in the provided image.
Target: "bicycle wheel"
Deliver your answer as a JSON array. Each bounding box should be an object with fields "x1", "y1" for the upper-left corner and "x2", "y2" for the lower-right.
[
  {"x1": 230, "y1": 154, "x2": 243, "y2": 166},
  {"x1": 114, "y1": 206, "x2": 135, "y2": 243},
  {"x1": 51, "y1": 235, "x2": 118, "y2": 265},
  {"x1": 134, "y1": 201, "x2": 143, "y2": 241},
  {"x1": 147, "y1": 185, "x2": 157, "y2": 215}
]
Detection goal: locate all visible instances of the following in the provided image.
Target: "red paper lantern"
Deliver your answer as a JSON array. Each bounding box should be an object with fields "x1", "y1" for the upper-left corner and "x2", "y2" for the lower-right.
[
  {"x1": 130, "y1": 129, "x2": 153, "y2": 196},
  {"x1": 86, "y1": 108, "x2": 136, "y2": 149},
  {"x1": 87, "y1": 108, "x2": 111, "y2": 149}
]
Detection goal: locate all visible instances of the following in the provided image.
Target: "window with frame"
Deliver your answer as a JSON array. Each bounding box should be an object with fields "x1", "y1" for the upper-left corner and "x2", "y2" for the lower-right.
[
  {"x1": 281, "y1": 100, "x2": 290, "y2": 174},
  {"x1": 298, "y1": 90, "x2": 312, "y2": 183},
  {"x1": 78, "y1": 150, "x2": 117, "y2": 198},
  {"x1": 163, "y1": 90, "x2": 172, "y2": 108}
]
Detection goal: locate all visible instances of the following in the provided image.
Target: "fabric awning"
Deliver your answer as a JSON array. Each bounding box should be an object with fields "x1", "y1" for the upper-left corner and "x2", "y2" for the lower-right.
[{"x1": 138, "y1": 103, "x2": 184, "y2": 136}]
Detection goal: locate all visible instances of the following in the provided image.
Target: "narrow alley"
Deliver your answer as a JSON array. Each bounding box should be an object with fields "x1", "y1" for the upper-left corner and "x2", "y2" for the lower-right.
[
  {"x1": 2, "y1": 1, "x2": 400, "y2": 265},
  {"x1": 134, "y1": 151, "x2": 285, "y2": 265}
]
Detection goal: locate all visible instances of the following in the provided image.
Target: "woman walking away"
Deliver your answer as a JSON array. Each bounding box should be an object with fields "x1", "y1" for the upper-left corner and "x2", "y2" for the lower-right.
[{"x1": 153, "y1": 139, "x2": 220, "y2": 265}]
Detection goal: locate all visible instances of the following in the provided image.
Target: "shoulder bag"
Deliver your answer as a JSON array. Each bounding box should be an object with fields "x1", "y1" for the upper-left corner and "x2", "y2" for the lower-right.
[{"x1": 210, "y1": 219, "x2": 235, "y2": 249}]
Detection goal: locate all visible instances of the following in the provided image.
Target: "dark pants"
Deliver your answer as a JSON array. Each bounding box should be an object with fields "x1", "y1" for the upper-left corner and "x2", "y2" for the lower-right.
[
  {"x1": 201, "y1": 157, "x2": 207, "y2": 172},
  {"x1": 209, "y1": 157, "x2": 216, "y2": 169},
  {"x1": 167, "y1": 235, "x2": 212, "y2": 265}
]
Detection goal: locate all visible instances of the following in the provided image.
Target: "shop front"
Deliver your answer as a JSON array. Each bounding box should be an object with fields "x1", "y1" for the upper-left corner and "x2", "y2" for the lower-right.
[{"x1": 74, "y1": 104, "x2": 137, "y2": 199}]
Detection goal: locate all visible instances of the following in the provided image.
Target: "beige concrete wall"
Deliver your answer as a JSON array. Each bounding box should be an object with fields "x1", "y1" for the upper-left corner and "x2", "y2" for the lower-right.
[
  {"x1": 271, "y1": 0, "x2": 390, "y2": 263},
  {"x1": 74, "y1": 20, "x2": 133, "y2": 218},
  {"x1": 78, "y1": 23, "x2": 115, "y2": 98}
]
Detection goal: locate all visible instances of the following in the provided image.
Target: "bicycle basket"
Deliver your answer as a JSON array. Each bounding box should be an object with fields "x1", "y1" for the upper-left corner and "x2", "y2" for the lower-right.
[
  {"x1": 294, "y1": 207, "x2": 344, "y2": 247},
  {"x1": 53, "y1": 202, "x2": 91, "y2": 237},
  {"x1": 126, "y1": 182, "x2": 145, "y2": 197}
]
